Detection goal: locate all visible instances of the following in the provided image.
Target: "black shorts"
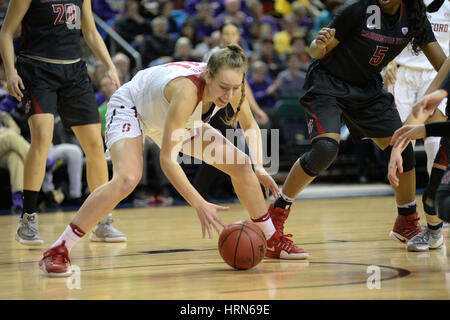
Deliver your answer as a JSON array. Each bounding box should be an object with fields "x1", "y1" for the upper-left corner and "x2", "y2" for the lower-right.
[
  {"x1": 16, "y1": 55, "x2": 99, "y2": 127},
  {"x1": 299, "y1": 60, "x2": 402, "y2": 141}
]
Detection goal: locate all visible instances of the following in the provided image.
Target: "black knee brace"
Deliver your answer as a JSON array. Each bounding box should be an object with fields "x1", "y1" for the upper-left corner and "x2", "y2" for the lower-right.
[
  {"x1": 436, "y1": 176, "x2": 450, "y2": 222},
  {"x1": 384, "y1": 143, "x2": 415, "y2": 172},
  {"x1": 422, "y1": 168, "x2": 445, "y2": 215},
  {"x1": 300, "y1": 137, "x2": 340, "y2": 177}
]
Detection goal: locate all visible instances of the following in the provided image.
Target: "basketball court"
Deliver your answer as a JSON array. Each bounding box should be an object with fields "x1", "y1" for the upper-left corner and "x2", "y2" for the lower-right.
[{"x1": 1, "y1": 187, "x2": 449, "y2": 300}]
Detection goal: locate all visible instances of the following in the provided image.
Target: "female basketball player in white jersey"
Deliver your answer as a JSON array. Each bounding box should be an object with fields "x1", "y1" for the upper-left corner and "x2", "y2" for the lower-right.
[
  {"x1": 38, "y1": 44, "x2": 309, "y2": 277},
  {"x1": 385, "y1": 0, "x2": 449, "y2": 175}
]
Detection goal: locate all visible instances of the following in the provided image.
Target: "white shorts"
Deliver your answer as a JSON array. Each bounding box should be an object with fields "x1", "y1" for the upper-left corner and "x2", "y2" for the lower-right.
[
  {"x1": 104, "y1": 103, "x2": 201, "y2": 159},
  {"x1": 104, "y1": 104, "x2": 144, "y2": 159},
  {"x1": 388, "y1": 67, "x2": 447, "y2": 122}
]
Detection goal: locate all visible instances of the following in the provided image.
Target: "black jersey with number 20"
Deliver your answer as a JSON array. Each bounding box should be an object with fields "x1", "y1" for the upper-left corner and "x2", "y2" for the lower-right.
[
  {"x1": 321, "y1": 0, "x2": 436, "y2": 84},
  {"x1": 20, "y1": 0, "x2": 84, "y2": 60}
]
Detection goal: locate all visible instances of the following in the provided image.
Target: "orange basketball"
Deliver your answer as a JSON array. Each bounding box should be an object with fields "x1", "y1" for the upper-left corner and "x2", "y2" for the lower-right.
[{"x1": 218, "y1": 220, "x2": 267, "y2": 270}]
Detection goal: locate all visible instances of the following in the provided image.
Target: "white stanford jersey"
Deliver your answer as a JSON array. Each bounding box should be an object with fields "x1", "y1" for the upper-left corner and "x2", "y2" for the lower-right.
[
  {"x1": 107, "y1": 61, "x2": 219, "y2": 146},
  {"x1": 394, "y1": 0, "x2": 449, "y2": 70}
]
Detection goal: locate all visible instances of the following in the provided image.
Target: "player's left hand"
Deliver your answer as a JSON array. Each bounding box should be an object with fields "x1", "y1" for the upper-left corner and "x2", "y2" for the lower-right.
[
  {"x1": 254, "y1": 109, "x2": 269, "y2": 125},
  {"x1": 387, "y1": 147, "x2": 405, "y2": 188},
  {"x1": 390, "y1": 124, "x2": 426, "y2": 150},
  {"x1": 106, "y1": 68, "x2": 121, "y2": 89},
  {"x1": 255, "y1": 167, "x2": 280, "y2": 199}
]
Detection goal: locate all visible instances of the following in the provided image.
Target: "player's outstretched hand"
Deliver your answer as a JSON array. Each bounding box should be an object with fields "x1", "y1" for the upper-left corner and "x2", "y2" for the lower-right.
[
  {"x1": 412, "y1": 89, "x2": 448, "y2": 119},
  {"x1": 387, "y1": 147, "x2": 405, "y2": 188},
  {"x1": 315, "y1": 28, "x2": 336, "y2": 49},
  {"x1": 390, "y1": 125, "x2": 426, "y2": 149},
  {"x1": 196, "y1": 202, "x2": 228, "y2": 239},
  {"x1": 255, "y1": 167, "x2": 280, "y2": 199}
]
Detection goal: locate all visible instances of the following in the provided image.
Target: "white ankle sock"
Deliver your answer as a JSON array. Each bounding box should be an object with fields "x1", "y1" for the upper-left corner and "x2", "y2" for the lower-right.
[
  {"x1": 252, "y1": 212, "x2": 276, "y2": 240},
  {"x1": 51, "y1": 223, "x2": 85, "y2": 252},
  {"x1": 280, "y1": 191, "x2": 294, "y2": 203}
]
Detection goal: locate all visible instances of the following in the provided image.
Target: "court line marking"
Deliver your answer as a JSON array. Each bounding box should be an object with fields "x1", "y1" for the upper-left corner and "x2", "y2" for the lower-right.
[
  {"x1": 219, "y1": 261, "x2": 410, "y2": 293},
  {"x1": 0, "y1": 237, "x2": 408, "y2": 266}
]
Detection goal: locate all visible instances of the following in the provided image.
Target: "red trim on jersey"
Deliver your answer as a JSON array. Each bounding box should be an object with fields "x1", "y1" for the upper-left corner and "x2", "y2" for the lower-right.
[
  {"x1": 185, "y1": 74, "x2": 205, "y2": 106},
  {"x1": 30, "y1": 90, "x2": 43, "y2": 114},
  {"x1": 306, "y1": 100, "x2": 326, "y2": 135}
]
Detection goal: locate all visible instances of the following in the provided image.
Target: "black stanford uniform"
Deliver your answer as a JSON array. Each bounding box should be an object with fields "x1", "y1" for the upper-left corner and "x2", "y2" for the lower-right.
[
  {"x1": 17, "y1": 0, "x2": 99, "y2": 127},
  {"x1": 300, "y1": 0, "x2": 436, "y2": 140}
]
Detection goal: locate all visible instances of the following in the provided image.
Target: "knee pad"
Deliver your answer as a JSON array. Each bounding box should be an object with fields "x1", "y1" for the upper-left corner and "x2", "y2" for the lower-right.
[
  {"x1": 300, "y1": 137, "x2": 339, "y2": 177},
  {"x1": 384, "y1": 143, "x2": 415, "y2": 172},
  {"x1": 422, "y1": 168, "x2": 445, "y2": 215},
  {"x1": 436, "y1": 186, "x2": 450, "y2": 223}
]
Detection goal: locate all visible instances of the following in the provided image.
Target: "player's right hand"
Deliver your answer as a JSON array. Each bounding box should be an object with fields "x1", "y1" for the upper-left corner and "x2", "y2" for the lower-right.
[
  {"x1": 412, "y1": 89, "x2": 448, "y2": 119},
  {"x1": 195, "y1": 201, "x2": 228, "y2": 239},
  {"x1": 315, "y1": 28, "x2": 336, "y2": 49},
  {"x1": 6, "y1": 71, "x2": 24, "y2": 102},
  {"x1": 383, "y1": 62, "x2": 398, "y2": 86}
]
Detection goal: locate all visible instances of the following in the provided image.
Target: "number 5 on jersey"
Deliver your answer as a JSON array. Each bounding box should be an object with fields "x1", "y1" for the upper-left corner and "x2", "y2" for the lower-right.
[{"x1": 370, "y1": 45, "x2": 389, "y2": 66}]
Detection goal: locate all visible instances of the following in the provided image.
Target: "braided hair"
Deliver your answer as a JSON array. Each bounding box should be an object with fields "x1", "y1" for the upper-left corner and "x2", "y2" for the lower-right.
[{"x1": 406, "y1": 0, "x2": 431, "y2": 54}]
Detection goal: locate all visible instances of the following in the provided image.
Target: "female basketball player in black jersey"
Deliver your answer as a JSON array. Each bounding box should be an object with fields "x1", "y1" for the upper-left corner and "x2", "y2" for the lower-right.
[
  {"x1": 0, "y1": 0, "x2": 125, "y2": 245},
  {"x1": 266, "y1": 0, "x2": 447, "y2": 252}
]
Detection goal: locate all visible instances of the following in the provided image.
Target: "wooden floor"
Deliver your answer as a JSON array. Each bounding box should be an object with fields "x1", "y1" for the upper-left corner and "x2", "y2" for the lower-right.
[{"x1": 1, "y1": 195, "x2": 450, "y2": 300}]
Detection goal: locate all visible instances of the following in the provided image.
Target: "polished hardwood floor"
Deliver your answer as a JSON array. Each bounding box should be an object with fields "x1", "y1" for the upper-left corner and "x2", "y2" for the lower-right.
[{"x1": 0, "y1": 195, "x2": 449, "y2": 300}]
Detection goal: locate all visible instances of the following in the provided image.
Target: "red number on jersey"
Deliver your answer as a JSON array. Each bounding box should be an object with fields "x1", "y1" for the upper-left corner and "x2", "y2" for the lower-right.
[
  {"x1": 369, "y1": 46, "x2": 389, "y2": 66},
  {"x1": 52, "y1": 4, "x2": 64, "y2": 25}
]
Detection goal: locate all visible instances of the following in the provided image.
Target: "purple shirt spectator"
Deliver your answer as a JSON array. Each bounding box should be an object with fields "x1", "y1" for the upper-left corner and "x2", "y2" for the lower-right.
[
  {"x1": 92, "y1": 0, "x2": 126, "y2": 21},
  {"x1": 185, "y1": 0, "x2": 225, "y2": 16},
  {"x1": 248, "y1": 75, "x2": 276, "y2": 109},
  {"x1": 0, "y1": 95, "x2": 19, "y2": 113}
]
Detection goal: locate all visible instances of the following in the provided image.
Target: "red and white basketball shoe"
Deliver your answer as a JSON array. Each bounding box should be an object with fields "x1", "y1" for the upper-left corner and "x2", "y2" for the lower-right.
[
  {"x1": 268, "y1": 203, "x2": 290, "y2": 234},
  {"x1": 38, "y1": 240, "x2": 72, "y2": 277},
  {"x1": 266, "y1": 231, "x2": 309, "y2": 259},
  {"x1": 389, "y1": 213, "x2": 422, "y2": 243}
]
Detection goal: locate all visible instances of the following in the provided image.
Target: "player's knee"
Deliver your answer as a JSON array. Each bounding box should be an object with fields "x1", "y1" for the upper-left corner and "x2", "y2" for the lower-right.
[
  {"x1": 384, "y1": 143, "x2": 415, "y2": 172},
  {"x1": 232, "y1": 154, "x2": 253, "y2": 177},
  {"x1": 114, "y1": 170, "x2": 142, "y2": 195},
  {"x1": 422, "y1": 168, "x2": 445, "y2": 215},
  {"x1": 299, "y1": 137, "x2": 339, "y2": 177}
]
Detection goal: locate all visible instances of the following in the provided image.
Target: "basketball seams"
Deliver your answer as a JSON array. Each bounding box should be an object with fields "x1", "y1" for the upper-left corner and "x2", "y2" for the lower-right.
[
  {"x1": 243, "y1": 224, "x2": 266, "y2": 244},
  {"x1": 218, "y1": 221, "x2": 266, "y2": 270},
  {"x1": 233, "y1": 225, "x2": 245, "y2": 269},
  {"x1": 241, "y1": 229, "x2": 255, "y2": 267}
]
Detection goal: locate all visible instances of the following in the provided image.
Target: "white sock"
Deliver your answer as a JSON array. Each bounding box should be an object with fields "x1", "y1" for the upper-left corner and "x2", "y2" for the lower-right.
[
  {"x1": 424, "y1": 137, "x2": 441, "y2": 176},
  {"x1": 51, "y1": 223, "x2": 85, "y2": 252},
  {"x1": 280, "y1": 191, "x2": 294, "y2": 203},
  {"x1": 252, "y1": 212, "x2": 276, "y2": 239},
  {"x1": 397, "y1": 201, "x2": 416, "y2": 208}
]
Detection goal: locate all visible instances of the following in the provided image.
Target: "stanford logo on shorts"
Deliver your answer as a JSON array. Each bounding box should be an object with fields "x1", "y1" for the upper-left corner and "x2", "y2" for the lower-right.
[{"x1": 122, "y1": 123, "x2": 131, "y2": 132}]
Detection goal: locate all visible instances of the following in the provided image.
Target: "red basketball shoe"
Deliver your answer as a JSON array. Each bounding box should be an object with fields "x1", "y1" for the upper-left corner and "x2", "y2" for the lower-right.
[
  {"x1": 268, "y1": 203, "x2": 290, "y2": 234},
  {"x1": 389, "y1": 213, "x2": 422, "y2": 243},
  {"x1": 38, "y1": 241, "x2": 72, "y2": 277},
  {"x1": 266, "y1": 231, "x2": 309, "y2": 259}
]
